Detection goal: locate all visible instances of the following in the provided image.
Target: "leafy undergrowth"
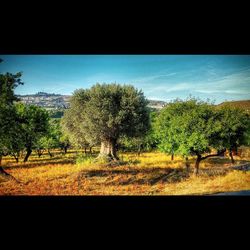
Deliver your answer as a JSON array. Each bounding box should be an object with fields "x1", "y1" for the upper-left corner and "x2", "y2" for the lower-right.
[{"x1": 0, "y1": 150, "x2": 250, "y2": 195}]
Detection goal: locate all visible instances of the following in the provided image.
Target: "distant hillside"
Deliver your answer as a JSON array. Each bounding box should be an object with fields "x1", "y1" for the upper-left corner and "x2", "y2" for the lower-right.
[
  {"x1": 18, "y1": 93, "x2": 249, "y2": 114},
  {"x1": 147, "y1": 100, "x2": 166, "y2": 110},
  {"x1": 218, "y1": 100, "x2": 250, "y2": 113},
  {"x1": 17, "y1": 92, "x2": 71, "y2": 109},
  {"x1": 17, "y1": 93, "x2": 167, "y2": 111}
]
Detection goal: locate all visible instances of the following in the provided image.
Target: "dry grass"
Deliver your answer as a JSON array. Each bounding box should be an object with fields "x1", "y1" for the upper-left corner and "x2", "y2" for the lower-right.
[{"x1": 0, "y1": 149, "x2": 250, "y2": 195}]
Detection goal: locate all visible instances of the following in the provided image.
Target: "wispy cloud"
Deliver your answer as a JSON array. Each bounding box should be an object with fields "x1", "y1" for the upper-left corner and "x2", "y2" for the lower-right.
[
  {"x1": 145, "y1": 82, "x2": 191, "y2": 93},
  {"x1": 194, "y1": 67, "x2": 250, "y2": 95},
  {"x1": 132, "y1": 72, "x2": 177, "y2": 84}
]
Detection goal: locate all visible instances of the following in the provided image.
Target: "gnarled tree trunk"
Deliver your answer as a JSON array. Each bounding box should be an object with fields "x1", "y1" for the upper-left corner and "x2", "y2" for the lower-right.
[{"x1": 99, "y1": 138, "x2": 119, "y2": 161}]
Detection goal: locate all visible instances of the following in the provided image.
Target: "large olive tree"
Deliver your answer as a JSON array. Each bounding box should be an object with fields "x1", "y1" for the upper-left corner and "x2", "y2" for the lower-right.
[{"x1": 61, "y1": 83, "x2": 150, "y2": 161}]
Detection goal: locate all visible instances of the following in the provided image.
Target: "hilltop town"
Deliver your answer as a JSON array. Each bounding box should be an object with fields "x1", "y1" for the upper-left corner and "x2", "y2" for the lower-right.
[
  {"x1": 17, "y1": 92, "x2": 166, "y2": 110},
  {"x1": 17, "y1": 92, "x2": 250, "y2": 116},
  {"x1": 16, "y1": 92, "x2": 71, "y2": 110}
]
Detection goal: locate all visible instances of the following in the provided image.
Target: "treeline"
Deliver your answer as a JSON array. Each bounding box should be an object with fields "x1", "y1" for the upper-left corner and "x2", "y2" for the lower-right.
[
  {"x1": 60, "y1": 83, "x2": 250, "y2": 175},
  {"x1": 1, "y1": 66, "x2": 250, "y2": 176}
]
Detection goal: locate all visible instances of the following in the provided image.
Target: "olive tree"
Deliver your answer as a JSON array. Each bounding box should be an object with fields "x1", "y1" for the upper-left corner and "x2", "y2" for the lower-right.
[{"x1": 61, "y1": 83, "x2": 150, "y2": 161}]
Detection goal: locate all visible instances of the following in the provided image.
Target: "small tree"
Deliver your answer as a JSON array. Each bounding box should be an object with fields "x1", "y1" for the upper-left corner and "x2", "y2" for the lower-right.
[
  {"x1": 59, "y1": 134, "x2": 71, "y2": 154},
  {"x1": 15, "y1": 103, "x2": 50, "y2": 162},
  {"x1": 44, "y1": 118, "x2": 71, "y2": 155},
  {"x1": 39, "y1": 118, "x2": 71, "y2": 157},
  {"x1": 7, "y1": 121, "x2": 26, "y2": 163},
  {"x1": 62, "y1": 83, "x2": 150, "y2": 161},
  {"x1": 34, "y1": 137, "x2": 46, "y2": 158},
  {"x1": 217, "y1": 106, "x2": 249, "y2": 163},
  {"x1": 0, "y1": 68, "x2": 23, "y2": 174},
  {"x1": 156, "y1": 98, "x2": 227, "y2": 175},
  {"x1": 154, "y1": 101, "x2": 186, "y2": 161}
]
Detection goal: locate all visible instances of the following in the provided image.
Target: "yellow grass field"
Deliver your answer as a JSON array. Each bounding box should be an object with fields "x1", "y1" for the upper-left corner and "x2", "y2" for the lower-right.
[{"x1": 0, "y1": 149, "x2": 250, "y2": 195}]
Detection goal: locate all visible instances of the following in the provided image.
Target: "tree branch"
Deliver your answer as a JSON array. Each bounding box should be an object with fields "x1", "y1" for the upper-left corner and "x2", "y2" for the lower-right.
[{"x1": 201, "y1": 149, "x2": 226, "y2": 160}]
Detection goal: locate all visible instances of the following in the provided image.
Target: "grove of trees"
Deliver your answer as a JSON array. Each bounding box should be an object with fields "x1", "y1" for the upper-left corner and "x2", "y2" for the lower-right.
[
  {"x1": 154, "y1": 98, "x2": 250, "y2": 174},
  {"x1": 0, "y1": 63, "x2": 70, "y2": 175},
  {"x1": 1, "y1": 59, "x2": 249, "y2": 177}
]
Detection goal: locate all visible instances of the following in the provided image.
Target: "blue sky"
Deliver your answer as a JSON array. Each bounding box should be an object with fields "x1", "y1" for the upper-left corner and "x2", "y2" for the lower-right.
[{"x1": 1, "y1": 55, "x2": 250, "y2": 104}]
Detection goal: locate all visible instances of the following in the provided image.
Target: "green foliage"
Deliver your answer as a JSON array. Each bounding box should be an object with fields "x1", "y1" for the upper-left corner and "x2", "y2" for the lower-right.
[
  {"x1": 155, "y1": 98, "x2": 250, "y2": 161},
  {"x1": 59, "y1": 133, "x2": 71, "y2": 152},
  {"x1": 244, "y1": 120, "x2": 250, "y2": 146},
  {"x1": 36, "y1": 118, "x2": 70, "y2": 152},
  {"x1": 61, "y1": 108, "x2": 94, "y2": 150},
  {"x1": 48, "y1": 109, "x2": 64, "y2": 118},
  {"x1": 76, "y1": 154, "x2": 95, "y2": 165},
  {"x1": 61, "y1": 83, "x2": 150, "y2": 149},
  {"x1": 15, "y1": 103, "x2": 50, "y2": 152},
  {"x1": 0, "y1": 72, "x2": 23, "y2": 105},
  {"x1": 217, "y1": 106, "x2": 250, "y2": 150},
  {"x1": 0, "y1": 69, "x2": 24, "y2": 160},
  {"x1": 0, "y1": 104, "x2": 21, "y2": 156},
  {"x1": 119, "y1": 111, "x2": 159, "y2": 152}
]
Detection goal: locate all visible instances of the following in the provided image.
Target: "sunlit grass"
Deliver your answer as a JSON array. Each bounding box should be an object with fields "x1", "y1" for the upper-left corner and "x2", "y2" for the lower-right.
[
  {"x1": 162, "y1": 171, "x2": 250, "y2": 195},
  {"x1": 0, "y1": 148, "x2": 250, "y2": 195}
]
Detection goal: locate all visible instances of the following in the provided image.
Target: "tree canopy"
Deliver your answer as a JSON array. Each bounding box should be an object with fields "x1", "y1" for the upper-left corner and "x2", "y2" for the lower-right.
[
  {"x1": 0, "y1": 68, "x2": 24, "y2": 171},
  {"x1": 15, "y1": 103, "x2": 50, "y2": 162},
  {"x1": 0, "y1": 72, "x2": 23, "y2": 105},
  {"x1": 61, "y1": 83, "x2": 150, "y2": 161},
  {"x1": 155, "y1": 98, "x2": 250, "y2": 174},
  {"x1": 216, "y1": 106, "x2": 250, "y2": 163}
]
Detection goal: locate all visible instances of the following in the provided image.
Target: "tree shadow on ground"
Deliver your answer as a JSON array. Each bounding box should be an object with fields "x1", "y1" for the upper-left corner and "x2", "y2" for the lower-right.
[
  {"x1": 77, "y1": 167, "x2": 190, "y2": 186},
  {"x1": 76, "y1": 161, "x2": 238, "y2": 186},
  {"x1": 198, "y1": 168, "x2": 229, "y2": 177},
  {"x1": 2, "y1": 158, "x2": 75, "y2": 170}
]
